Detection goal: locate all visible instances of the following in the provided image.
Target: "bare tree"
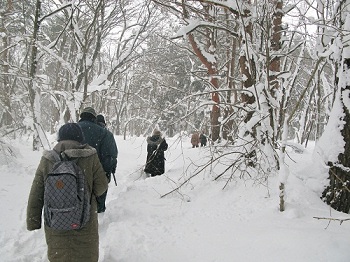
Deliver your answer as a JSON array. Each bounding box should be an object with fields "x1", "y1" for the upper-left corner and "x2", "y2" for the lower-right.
[
  {"x1": 152, "y1": 0, "x2": 233, "y2": 142},
  {"x1": 0, "y1": 0, "x2": 13, "y2": 127}
]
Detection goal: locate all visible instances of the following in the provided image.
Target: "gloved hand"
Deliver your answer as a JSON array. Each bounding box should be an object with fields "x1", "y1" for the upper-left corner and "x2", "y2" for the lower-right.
[{"x1": 106, "y1": 173, "x2": 111, "y2": 183}]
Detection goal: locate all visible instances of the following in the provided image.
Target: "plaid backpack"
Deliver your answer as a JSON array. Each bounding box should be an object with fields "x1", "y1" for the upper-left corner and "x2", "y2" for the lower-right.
[{"x1": 43, "y1": 150, "x2": 91, "y2": 230}]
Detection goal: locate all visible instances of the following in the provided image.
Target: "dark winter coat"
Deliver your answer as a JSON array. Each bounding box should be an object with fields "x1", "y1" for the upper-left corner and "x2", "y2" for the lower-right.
[
  {"x1": 200, "y1": 134, "x2": 207, "y2": 146},
  {"x1": 26, "y1": 140, "x2": 108, "y2": 262},
  {"x1": 78, "y1": 119, "x2": 118, "y2": 174},
  {"x1": 144, "y1": 135, "x2": 168, "y2": 176}
]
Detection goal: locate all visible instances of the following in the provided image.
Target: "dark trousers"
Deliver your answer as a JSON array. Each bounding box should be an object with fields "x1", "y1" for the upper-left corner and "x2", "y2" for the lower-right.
[{"x1": 96, "y1": 190, "x2": 108, "y2": 213}]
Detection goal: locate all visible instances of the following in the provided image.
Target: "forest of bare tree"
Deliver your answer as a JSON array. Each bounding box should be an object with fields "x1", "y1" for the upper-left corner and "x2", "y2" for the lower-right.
[{"x1": 1, "y1": 0, "x2": 349, "y2": 213}]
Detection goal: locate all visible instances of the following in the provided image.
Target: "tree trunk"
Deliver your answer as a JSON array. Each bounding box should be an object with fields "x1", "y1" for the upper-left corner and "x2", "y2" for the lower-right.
[
  {"x1": 222, "y1": 12, "x2": 237, "y2": 142},
  {"x1": 238, "y1": 8, "x2": 256, "y2": 121},
  {"x1": 322, "y1": 0, "x2": 350, "y2": 213},
  {"x1": 187, "y1": 32, "x2": 221, "y2": 142},
  {"x1": 28, "y1": 0, "x2": 42, "y2": 151},
  {"x1": 268, "y1": 0, "x2": 283, "y2": 142},
  {"x1": 183, "y1": 2, "x2": 221, "y2": 142},
  {"x1": 0, "y1": 0, "x2": 13, "y2": 127},
  {"x1": 269, "y1": 0, "x2": 284, "y2": 211},
  {"x1": 322, "y1": 58, "x2": 350, "y2": 213}
]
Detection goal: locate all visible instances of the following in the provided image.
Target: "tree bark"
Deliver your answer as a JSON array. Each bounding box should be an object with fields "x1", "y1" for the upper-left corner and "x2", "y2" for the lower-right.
[
  {"x1": 28, "y1": 0, "x2": 42, "y2": 151},
  {"x1": 238, "y1": 7, "x2": 256, "y2": 118},
  {"x1": 187, "y1": 32, "x2": 220, "y2": 142},
  {"x1": 322, "y1": 58, "x2": 350, "y2": 213},
  {"x1": 322, "y1": 0, "x2": 350, "y2": 213}
]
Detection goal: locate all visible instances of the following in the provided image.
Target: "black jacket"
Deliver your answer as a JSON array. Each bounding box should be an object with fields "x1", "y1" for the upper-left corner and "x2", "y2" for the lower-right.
[
  {"x1": 144, "y1": 135, "x2": 168, "y2": 176},
  {"x1": 78, "y1": 119, "x2": 118, "y2": 174}
]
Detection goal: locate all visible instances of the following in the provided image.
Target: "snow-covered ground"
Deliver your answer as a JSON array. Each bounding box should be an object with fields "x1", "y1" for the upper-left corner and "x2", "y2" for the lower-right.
[{"x1": 0, "y1": 134, "x2": 350, "y2": 262}]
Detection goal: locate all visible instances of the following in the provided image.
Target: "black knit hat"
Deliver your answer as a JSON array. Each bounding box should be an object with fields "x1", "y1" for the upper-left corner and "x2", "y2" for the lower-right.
[
  {"x1": 58, "y1": 123, "x2": 85, "y2": 143},
  {"x1": 96, "y1": 114, "x2": 106, "y2": 124}
]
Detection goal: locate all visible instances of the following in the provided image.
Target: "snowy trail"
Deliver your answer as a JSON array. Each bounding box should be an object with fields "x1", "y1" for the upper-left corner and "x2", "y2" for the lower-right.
[{"x1": 1, "y1": 137, "x2": 350, "y2": 261}]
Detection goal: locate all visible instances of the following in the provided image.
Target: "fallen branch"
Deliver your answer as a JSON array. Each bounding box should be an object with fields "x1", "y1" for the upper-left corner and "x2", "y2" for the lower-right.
[{"x1": 313, "y1": 216, "x2": 350, "y2": 225}]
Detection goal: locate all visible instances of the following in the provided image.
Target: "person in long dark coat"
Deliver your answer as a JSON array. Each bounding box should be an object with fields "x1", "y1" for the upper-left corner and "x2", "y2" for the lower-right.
[
  {"x1": 96, "y1": 114, "x2": 118, "y2": 187},
  {"x1": 26, "y1": 123, "x2": 108, "y2": 262},
  {"x1": 200, "y1": 133, "x2": 207, "y2": 147},
  {"x1": 144, "y1": 130, "x2": 168, "y2": 177},
  {"x1": 78, "y1": 107, "x2": 118, "y2": 213}
]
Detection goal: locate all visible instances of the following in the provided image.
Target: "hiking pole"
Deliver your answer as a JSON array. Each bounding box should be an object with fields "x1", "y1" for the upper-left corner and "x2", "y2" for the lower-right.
[{"x1": 112, "y1": 173, "x2": 117, "y2": 186}]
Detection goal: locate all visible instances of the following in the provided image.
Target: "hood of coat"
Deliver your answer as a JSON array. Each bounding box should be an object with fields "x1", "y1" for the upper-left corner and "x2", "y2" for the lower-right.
[
  {"x1": 147, "y1": 135, "x2": 163, "y2": 146},
  {"x1": 42, "y1": 140, "x2": 97, "y2": 162}
]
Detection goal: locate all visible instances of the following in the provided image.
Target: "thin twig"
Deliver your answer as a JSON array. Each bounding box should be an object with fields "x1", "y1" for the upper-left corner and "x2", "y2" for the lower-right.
[{"x1": 313, "y1": 216, "x2": 350, "y2": 225}]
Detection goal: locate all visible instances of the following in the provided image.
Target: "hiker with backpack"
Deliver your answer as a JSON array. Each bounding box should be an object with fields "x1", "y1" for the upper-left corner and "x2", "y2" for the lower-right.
[
  {"x1": 26, "y1": 123, "x2": 108, "y2": 262},
  {"x1": 78, "y1": 107, "x2": 118, "y2": 213},
  {"x1": 144, "y1": 129, "x2": 168, "y2": 177}
]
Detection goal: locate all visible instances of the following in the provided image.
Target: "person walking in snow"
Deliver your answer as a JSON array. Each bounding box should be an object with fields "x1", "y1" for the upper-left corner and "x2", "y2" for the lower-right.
[
  {"x1": 26, "y1": 123, "x2": 108, "y2": 262},
  {"x1": 191, "y1": 131, "x2": 200, "y2": 148},
  {"x1": 144, "y1": 129, "x2": 168, "y2": 177},
  {"x1": 200, "y1": 132, "x2": 207, "y2": 147},
  {"x1": 78, "y1": 107, "x2": 118, "y2": 213},
  {"x1": 96, "y1": 114, "x2": 107, "y2": 128},
  {"x1": 96, "y1": 113, "x2": 118, "y2": 181}
]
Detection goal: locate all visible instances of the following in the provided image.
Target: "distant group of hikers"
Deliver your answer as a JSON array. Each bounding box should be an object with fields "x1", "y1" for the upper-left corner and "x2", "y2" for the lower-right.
[
  {"x1": 26, "y1": 106, "x2": 208, "y2": 261},
  {"x1": 191, "y1": 131, "x2": 207, "y2": 148}
]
